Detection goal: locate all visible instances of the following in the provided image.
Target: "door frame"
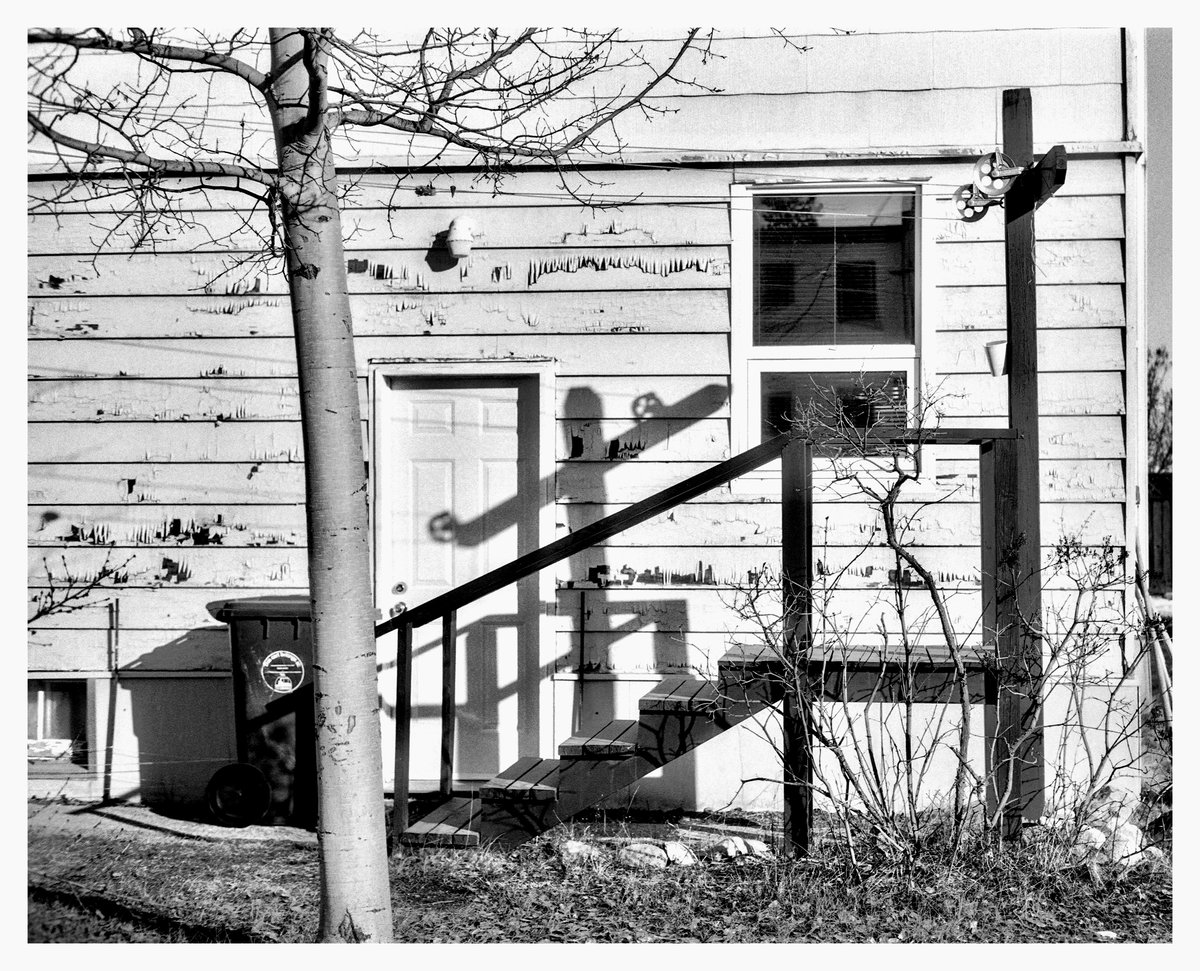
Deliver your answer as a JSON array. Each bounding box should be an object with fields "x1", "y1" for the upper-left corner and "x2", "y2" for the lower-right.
[{"x1": 369, "y1": 357, "x2": 558, "y2": 763}]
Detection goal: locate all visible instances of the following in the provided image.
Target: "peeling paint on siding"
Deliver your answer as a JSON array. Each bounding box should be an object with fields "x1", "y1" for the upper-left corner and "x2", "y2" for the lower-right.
[
  {"x1": 188, "y1": 297, "x2": 284, "y2": 316},
  {"x1": 526, "y1": 253, "x2": 723, "y2": 286}
]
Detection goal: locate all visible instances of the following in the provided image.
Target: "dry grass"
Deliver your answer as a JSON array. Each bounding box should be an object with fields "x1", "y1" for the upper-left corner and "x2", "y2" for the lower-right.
[{"x1": 29, "y1": 811, "x2": 1171, "y2": 944}]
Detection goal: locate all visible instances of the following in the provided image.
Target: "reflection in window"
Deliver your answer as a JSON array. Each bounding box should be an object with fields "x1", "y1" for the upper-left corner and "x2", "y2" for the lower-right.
[
  {"x1": 28, "y1": 679, "x2": 87, "y2": 765},
  {"x1": 753, "y1": 193, "x2": 914, "y2": 347},
  {"x1": 761, "y1": 370, "x2": 908, "y2": 448}
]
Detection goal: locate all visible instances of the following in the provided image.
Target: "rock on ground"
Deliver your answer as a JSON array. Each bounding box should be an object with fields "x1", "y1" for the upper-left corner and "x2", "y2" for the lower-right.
[
  {"x1": 560, "y1": 839, "x2": 602, "y2": 863},
  {"x1": 663, "y1": 841, "x2": 698, "y2": 866},
  {"x1": 618, "y1": 842, "x2": 669, "y2": 869},
  {"x1": 705, "y1": 836, "x2": 750, "y2": 861}
]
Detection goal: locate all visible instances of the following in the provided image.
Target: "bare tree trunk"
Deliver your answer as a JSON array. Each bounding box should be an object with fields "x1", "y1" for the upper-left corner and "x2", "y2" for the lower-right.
[{"x1": 268, "y1": 28, "x2": 392, "y2": 943}]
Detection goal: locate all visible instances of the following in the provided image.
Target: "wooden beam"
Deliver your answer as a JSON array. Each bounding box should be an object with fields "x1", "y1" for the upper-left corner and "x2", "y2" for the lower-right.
[
  {"x1": 999, "y1": 91, "x2": 1053, "y2": 833},
  {"x1": 781, "y1": 438, "x2": 813, "y2": 856},
  {"x1": 1005, "y1": 144, "x2": 1068, "y2": 221},
  {"x1": 439, "y1": 611, "x2": 457, "y2": 799},
  {"x1": 390, "y1": 622, "x2": 413, "y2": 850}
]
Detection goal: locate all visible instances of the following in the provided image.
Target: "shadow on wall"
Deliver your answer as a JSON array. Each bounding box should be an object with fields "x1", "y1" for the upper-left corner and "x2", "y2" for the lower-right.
[{"x1": 115, "y1": 628, "x2": 237, "y2": 817}]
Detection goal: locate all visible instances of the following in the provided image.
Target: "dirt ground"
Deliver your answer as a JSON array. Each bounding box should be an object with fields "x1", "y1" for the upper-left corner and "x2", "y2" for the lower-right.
[{"x1": 28, "y1": 797, "x2": 1172, "y2": 944}]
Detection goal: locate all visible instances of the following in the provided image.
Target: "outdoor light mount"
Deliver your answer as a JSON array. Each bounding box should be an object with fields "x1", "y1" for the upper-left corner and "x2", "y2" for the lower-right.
[{"x1": 446, "y1": 216, "x2": 476, "y2": 259}]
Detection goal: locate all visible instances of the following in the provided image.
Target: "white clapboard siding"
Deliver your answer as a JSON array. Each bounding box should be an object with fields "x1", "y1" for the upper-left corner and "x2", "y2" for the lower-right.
[
  {"x1": 29, "y1": 421, "x2": 313, "y2": 464},
  {"x1": 933, "y1": 373, "x2": 1124, "y2": 417},
  {"x1": 28, "y1": 375, "x2": 729, "y2": 426},
  {"x1": 30, "y1": 193, "x2": 1123, "y2": 258},
  {"x1": 28, "y1": 204, "x2": 733, "y2": 255},
  {"x1": 31, "y1": 240, "x2": 1121, "y2": 297},
  {"x1": 554, "y1": 630, "x2": 741, "y2": 677},
  {"x1": 28, "y1": 291, "x2": 731, "y2": 340},
  {"x1": 936, "y1": 240, "x2": 1123, "y2": 287},
  {"x1": 31, "y1": 454, "x2": 1121, "y2": 513},
  {"x1": 28, "y1": 247, "x2": 731, "y2": 298},
  {"x1": 557, "y1": 376, "x2": 730, "y2": 420},
  {"x1": 29, "y1": 547, "x2": 310, "y2": 588},
  {"x1": 35, "y1": 283, "x2": 1123, "y2": 343},
  {"x1": 556, "y1": 586, "x2": 985, "y2": 631},
  {"x1": 935, "y1": 284, "x2": 1125, "y2": 331},
  {"x1": 28, "y1": 333, "x2": 729, "y2": 379},
  {"x1": 552, "y1": 458, "x2": 1126, "y2": 505},
  {"x1": 555, "y1": 435, "x2": 1125, "y2": 502},
  {"x1": 932, "y1": 195, "x2": 1124, "y2": 243},
  {"x1": 27, "y1": 155, "x2": 1126, "y2": 216},
  {"x1": 559, "y1": 543, "x2": 1118, "y2": 592},
  {"x1": 608, "y1": 31, "x2": 1120, "y2": 99},
  {"x1": 557, "y1": 419, "x2": 729, "y2": 462},
  {"x1": 940, "y1": 416, "x2": 1125, "y2": 460},
  {"x1": 27, "y1": 377, "x2": 348, "y2": 423},
  {"x1": 27, "y1": 586, "x2": 307, "y2": 630},
  {"x1": 557, "y1": 631, "x2": 993, "y2": 677},
  {"x1": 28, "y1": 506, "x2": 307, "y2": 547},
  {"x1": 29, "y1": 166, "x2": 742, "y2": 212},
  {"x1": 27, "y1": 627, "x2": 232, "y2": 672},
  {"x1": 554, "y1": 586, "x2": 1124, "y2": 635},
  {"x1": 588, "y1": 85, "x2": 1123, "y2": 157},
  {"x1": 561, "y1": 501, "x2": 1123, "y2": 549},
  {"x1": 932, "y1": 329, "x2": 1123, "y2": 374},
  {"x1": 29, "y1": 463, "x2": 308, "y2": 505}
]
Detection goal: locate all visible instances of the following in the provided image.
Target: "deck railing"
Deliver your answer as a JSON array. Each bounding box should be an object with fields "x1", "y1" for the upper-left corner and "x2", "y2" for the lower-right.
[{"x1": 376, "y1": 426, "x2": 1022, "y2": 840}]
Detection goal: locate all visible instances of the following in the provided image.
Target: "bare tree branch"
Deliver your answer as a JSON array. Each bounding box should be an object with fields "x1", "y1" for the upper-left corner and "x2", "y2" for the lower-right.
[
  {"x1": 28, "y1": 28, "x2": 269, "y2": 90},
  {"x1": 28, "y1": 111, "x2": 276, "y2": 185}
]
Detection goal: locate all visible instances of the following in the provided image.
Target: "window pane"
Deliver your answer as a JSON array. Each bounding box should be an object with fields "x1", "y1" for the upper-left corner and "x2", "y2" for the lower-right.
[
  {"x1": 761, "y1": 371, "x2": 907, "y2": 442},
  {"x1": 753, "y1": 194, "x2": 915, "y2": 347},
  {"x1": 28, "y1": 679, "x2": 87, "y2": 765},
  {"x1": 28, "y1": 684, "x2": 40, "y2": 738}
]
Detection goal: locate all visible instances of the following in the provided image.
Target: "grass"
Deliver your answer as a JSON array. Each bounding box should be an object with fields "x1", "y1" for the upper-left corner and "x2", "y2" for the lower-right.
[{"x1": 28, "y1": 811, "x2": 1171, "y2": 943}]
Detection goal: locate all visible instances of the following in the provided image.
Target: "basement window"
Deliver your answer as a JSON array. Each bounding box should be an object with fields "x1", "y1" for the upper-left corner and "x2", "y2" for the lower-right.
[{"x1": 28, "y1": 679, "x2": 88, "y2": 767}]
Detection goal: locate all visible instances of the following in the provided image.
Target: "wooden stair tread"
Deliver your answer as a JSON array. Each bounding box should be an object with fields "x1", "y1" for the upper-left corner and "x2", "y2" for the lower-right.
[
  {"x1": 719, "y1": 642, "x2": 780, "y2": 669},
  {"x1": 480, "y1": 757, "x2": 562, "y2": 801},
  {"x1": 401, "y1": 796, "x2": 480, "y2": 847},
  {"x1": 804, "y1": 644, "x2": 989, "y2": 667},
  {"x1": 719, "y1": 641, "x2": 990, "y2": 669},
  {"x1": 559, "y1": 719, "x2": 639, "y2": 757},
  {"x1": 639, "y1": 677, "x2": 721, "y2": 712}
]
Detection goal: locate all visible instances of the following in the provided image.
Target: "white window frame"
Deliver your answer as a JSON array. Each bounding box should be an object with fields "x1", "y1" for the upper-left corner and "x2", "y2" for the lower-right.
[
  {"x1": 730, "y1": 180, "x2": 936, "y2": 487},
  {"x1": 27, "y1": 676, "x2": 92, "y2": 769}
]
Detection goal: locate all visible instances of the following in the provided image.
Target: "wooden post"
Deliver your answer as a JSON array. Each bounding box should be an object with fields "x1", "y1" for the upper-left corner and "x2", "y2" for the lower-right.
[
  {"x1": 439, "y1": 611, "x2": 458, "y2": 799},
  {"x1": 997, "y1": 88, "x2": 1064, "y2": 832},
  {"x1": 980, "y1": 436, "x2": 1023, "y2": 829},
  {"x1": 391, "y1": 622, "x2": 413, "y2": 847},
  {"x1": 780, "y1": 438, "x2": 813, "y2": 855}
]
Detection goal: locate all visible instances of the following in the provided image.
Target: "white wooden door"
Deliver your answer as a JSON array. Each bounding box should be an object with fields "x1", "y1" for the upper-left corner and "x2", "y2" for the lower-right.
[{"x1": 378, "y1": 377, "x2": 538, "y2": 787}]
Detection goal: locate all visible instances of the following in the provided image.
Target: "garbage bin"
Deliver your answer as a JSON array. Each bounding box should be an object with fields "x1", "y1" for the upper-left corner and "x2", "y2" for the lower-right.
[{"x1": 206, "y1": 595, "x2": 317, "y2": 828}]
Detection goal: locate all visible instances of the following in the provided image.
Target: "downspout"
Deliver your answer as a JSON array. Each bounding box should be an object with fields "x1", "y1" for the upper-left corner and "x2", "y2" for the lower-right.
[{"x1": 1122, "y1": 28, "x2": 1154, "y2": 720}]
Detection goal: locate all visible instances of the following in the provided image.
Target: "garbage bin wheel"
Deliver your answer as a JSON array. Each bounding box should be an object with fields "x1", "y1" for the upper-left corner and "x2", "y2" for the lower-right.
[{"x1": 206, "y1": 762, "x2": 272, "y2": 827}]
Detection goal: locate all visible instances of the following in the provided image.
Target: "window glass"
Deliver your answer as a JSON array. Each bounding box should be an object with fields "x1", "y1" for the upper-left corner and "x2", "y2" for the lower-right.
[
  {"x1": 760, "y1": 371, "x2": 907, "y2": 442},
  {"x1": 28, "y1": 680, "x2": 87, "y2": 765},
  {"x1": 753, "y1": 193, "x2": 915, "y2": 347}
]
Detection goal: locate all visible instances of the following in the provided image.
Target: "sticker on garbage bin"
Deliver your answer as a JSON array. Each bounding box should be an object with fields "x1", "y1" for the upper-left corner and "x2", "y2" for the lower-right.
[{"x1": 261, "y1": 650, "x2": 305, "y2": 694}]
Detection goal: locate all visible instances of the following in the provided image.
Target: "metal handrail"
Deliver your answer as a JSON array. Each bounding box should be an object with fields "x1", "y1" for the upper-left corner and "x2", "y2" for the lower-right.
[
  {"x1": 374, "y1": 426, "x2": 1014, "y2": 637},
  {"x1": 375, "y1": 430, "x2": 792, "y2": 636},
  {"x1": 383, "y1": 424, "x2": 1016, "y2": 829}
]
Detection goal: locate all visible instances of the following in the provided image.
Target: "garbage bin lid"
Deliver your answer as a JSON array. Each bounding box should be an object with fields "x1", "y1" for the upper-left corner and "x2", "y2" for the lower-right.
[{"x1": 207, "y1": 594, "x2": 313, "y2": 622}]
